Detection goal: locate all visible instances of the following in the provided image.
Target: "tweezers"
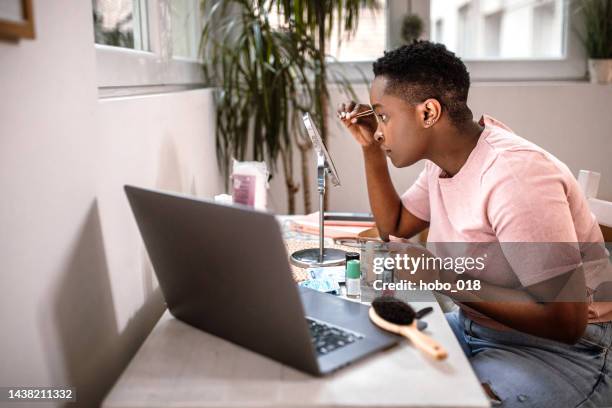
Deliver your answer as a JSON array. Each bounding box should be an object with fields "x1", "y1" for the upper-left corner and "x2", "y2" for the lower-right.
[{"x1": 337, "y1": 108, "x2": 375, "y2": 120}]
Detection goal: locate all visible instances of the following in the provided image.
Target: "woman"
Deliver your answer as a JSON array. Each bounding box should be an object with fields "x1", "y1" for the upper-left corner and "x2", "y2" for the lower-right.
[{"x1": 338, "y1": 41, "x2": 612, "y2": 407}]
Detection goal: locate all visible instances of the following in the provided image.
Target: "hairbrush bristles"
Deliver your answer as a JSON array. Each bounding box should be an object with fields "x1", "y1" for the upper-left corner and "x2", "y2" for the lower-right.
[{"x1": 371, "y1": 296, "x2": 416, "y2": 325}]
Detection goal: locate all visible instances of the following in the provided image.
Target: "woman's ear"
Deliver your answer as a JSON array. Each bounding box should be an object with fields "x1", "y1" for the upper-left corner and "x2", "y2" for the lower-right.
[{"x1": 418, "y1": 98, "x2": 442, "y2": 128}]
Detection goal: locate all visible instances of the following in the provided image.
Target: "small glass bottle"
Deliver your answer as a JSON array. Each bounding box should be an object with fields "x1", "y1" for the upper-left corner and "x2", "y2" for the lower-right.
[
  {"x1": 346, "y1": 260, "x2": 361, "y2": 299},
  {"x1": 344, "y1": 252, "x2": 360, "y2": 284}
]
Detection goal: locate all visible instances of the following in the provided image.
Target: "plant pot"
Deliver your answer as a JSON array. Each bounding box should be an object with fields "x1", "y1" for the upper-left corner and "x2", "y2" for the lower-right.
[{"x1": 588, "y1": 59, "x2": 612, "y2": 84}]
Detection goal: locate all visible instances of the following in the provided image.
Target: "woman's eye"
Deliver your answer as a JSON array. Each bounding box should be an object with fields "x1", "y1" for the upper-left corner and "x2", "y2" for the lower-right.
[{"x1": 378, "y1": 114, "x2": 388, "y2": 123}]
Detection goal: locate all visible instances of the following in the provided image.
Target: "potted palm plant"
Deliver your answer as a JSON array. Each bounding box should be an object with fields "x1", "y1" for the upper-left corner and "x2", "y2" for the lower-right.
[
  {"x1": 273, "y1": 0, "x2": 378, "y2": 211},
  {"x1": 201, "y1": 0, "x2": 322, "y2": 213},
  {"x1": 576, "y1": 0, "x2": 612, "y2": 83},
  {"x1": 201, "y1": 0, "x2": 375, "y2": 213}
]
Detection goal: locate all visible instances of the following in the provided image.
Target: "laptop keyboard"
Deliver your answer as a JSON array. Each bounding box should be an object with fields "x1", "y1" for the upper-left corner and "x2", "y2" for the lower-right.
[{"x1": 306, "y1": 317, "x2": 364, "y2": 356}]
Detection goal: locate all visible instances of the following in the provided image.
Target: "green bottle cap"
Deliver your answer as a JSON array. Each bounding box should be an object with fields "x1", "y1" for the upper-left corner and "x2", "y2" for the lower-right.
[{"x1": 346, "y1": 259, "x2": 360, "y2": 279}]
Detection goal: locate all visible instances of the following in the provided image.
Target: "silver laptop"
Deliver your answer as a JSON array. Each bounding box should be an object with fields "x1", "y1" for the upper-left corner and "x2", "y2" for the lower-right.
[{"x1": 124, "y1": 185, "x2": 398, "y2": 376}]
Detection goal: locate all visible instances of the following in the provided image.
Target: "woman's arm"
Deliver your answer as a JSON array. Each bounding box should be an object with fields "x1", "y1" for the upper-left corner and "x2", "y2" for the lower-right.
[
  {"x1": 439, "y1": 268, "x2": 588, "y2": 344},
  {"x1": 393, "y1": 250, "x2": 588, "y2": 344},
  {"x1": 464, "y1": 300, "x2": 587, "y2": 344}
]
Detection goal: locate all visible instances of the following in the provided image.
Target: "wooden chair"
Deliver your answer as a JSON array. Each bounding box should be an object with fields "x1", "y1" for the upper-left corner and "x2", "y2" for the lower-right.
[{"x1": 577, "y1": 170, "x2": 612, "y2": 241}]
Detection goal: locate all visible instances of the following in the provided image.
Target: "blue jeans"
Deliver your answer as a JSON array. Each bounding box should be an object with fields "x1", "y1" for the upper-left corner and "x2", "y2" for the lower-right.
[{"x1": 446, "y1": 310, "x2": 612, "y2": 407}]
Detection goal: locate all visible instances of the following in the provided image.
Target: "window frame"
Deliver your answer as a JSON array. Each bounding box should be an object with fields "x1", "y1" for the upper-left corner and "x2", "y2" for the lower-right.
[{"x1": 94, "y1": 0, "x2": 204, "y2": 90}]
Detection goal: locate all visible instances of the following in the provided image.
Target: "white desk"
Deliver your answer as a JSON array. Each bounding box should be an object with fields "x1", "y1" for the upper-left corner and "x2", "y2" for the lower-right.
[{"x1": 102, "y1": 290, "x2": 489, "y2": 408}]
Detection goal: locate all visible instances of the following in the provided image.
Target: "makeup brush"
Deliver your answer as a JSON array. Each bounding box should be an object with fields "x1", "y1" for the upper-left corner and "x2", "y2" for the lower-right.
[{"x1": 369, "y1": 296, "x2": 448, "y2": 360}]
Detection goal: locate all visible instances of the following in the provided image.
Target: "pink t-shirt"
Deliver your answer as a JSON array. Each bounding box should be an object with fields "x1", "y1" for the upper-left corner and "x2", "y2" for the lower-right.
[{"x1": 401, "y1": 115, "x2": 612, "y2": 327}]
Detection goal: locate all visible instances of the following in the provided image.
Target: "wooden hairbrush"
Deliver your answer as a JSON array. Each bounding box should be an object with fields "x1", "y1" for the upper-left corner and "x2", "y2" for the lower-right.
[{"x1": 369, "y1": 296, "x2": 447, "y2": 360}]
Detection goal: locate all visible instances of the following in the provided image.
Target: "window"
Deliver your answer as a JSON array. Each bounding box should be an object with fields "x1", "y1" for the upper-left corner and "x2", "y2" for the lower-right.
[
  {"x1": 93, "y1": 0, "x2": 149, "y2": 50},
  {"x1": 483, "y1": 11, "x2": 502, "y2": 57},
  {"x1": 456, "y1": 3, "x2": 472, "y2": 57},
  {"x1": 533, "y1": 2, "x2": 561, "y2": 57},
  {"x1": 170, "y1": 0, "x2": 201, "y2": 60},
  {"x1": 431, "y1": 0, "x2": 566, "y2": 59},
  {"x1": 327, "y1": 0, "x2": 387, "y2": 62},
  {"x1": 434, "y1": 18, "x2": 444, "y2": 43},
  {"x1": 93, "y1": 0, "x2": 203, "y2": 91},
  {"x1": 329, "y1": 0, "x2": 584, "y2": 82},
  {"x1": 264, "y1": 0, "x2": 394, "y2": 82},
  {"x1": 428, "y1": 0, "x2": 585, "y2": 80},
  {"x1": 267, "y1": 0, "x2": 388, "y2": 62}
]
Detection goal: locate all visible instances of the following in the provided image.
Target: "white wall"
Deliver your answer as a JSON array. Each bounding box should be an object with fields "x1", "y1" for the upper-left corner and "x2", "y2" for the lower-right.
[
  {"x1": 269, "y1": 82, "x2": 612, "y2": 215},
  {"x1": 0, "y1": 1, "x2": 221, "y2": 406}
]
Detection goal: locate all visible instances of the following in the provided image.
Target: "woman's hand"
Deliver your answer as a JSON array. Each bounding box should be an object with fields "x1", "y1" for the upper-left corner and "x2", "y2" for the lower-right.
[
  {"x1": 337, "y1": 101, "x2": 379, "y2": 148},
  {"x1": 386, "y1": 242, "x2": 443, "y2": 285}
]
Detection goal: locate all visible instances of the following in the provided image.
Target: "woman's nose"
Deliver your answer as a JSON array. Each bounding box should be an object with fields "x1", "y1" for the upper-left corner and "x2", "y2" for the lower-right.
[{"x1": 374, "y1": 122, "x2": 385, "y2": 142}]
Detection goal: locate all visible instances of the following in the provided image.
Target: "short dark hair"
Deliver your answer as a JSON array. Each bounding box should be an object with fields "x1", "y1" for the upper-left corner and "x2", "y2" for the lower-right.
[{"x1": 372, "y1": 41, "x2": 472, "y2": 126}]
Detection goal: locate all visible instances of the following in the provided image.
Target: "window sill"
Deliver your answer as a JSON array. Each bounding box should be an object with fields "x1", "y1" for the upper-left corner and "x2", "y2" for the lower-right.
[{"x1": 97, "y1": 84, "x2": 206, "y2": 99}]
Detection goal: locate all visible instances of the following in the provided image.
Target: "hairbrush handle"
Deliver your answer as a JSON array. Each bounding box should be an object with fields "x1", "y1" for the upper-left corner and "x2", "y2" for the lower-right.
[{"x1": 399, "y1": 324, "x2": 448, "y2": 360}]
